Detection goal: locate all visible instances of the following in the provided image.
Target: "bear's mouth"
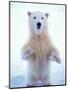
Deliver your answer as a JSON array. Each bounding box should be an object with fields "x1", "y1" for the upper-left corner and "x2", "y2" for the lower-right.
[{"x1": 37, "y1": 26, "x2": 41, "y2": 29}]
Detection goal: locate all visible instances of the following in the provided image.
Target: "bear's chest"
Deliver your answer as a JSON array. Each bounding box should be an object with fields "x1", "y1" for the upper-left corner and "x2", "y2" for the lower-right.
[
  {"x1": 29, "y1": 36, "x2": 51, "y2": 60},
  {"x1": 34, "y1": 38, "x2": 46, "y2": 60}
]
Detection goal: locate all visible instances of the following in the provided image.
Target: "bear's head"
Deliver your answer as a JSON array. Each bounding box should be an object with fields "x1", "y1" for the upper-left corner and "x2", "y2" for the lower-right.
[{"x1": 28, "y1": 12, "x2": 49, "y2": 35}]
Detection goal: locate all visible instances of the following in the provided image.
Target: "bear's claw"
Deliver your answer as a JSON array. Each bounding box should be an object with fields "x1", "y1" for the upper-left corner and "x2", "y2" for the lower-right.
[{"x1": 22, "y1": 47, "x2": 34, "y2": 60}]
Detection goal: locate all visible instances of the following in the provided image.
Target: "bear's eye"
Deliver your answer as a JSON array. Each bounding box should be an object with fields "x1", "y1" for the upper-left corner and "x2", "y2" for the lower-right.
[
  {"x1": 34, "y1": 17, "x2": 36, "y2": 19},
  {"x1": 41, "y1": 17, "x2": 43, "y2": 20}
]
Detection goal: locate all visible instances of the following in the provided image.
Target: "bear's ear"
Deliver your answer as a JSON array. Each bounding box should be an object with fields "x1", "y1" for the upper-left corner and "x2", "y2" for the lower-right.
[
  {"x1": 45, "y1": 13, "x2": 49, "y2": 17},
  {"x1": 28, "y1": 11, "x2": 31, "y2": 16}
]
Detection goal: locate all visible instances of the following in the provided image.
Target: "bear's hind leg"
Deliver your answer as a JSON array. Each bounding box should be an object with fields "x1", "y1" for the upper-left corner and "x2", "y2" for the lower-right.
[
  {"x1": 41, "y1": 76, "x2": 50, "y2": 86},
  {"x1": 27, "y1": 76, "x2": 37, "y2": 86}
]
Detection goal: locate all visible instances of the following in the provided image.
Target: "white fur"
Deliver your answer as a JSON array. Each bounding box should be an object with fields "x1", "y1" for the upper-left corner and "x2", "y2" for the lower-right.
[{"x1": 22, "y1": 12, "x2": 60, "y2": 86}]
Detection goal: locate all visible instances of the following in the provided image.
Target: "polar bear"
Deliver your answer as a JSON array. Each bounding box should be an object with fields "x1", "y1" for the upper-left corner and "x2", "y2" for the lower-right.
[{"x1": 22, "y1": 12, "x2": 60, "y2": 86}]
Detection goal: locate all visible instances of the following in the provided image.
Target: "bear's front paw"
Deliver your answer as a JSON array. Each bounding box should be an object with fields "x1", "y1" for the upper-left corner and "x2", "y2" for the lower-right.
[
  {"x1": 49, "y1": 50, "x2": 61, "y2": 64},
  {"x1": 22, "y1": 47, "x2": 34, "y2": 60}
]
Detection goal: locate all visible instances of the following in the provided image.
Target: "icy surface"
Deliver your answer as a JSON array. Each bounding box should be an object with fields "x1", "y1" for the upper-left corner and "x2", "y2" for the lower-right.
[{"x1": 11, "y1": 76, "x2": 27, "y2": 88}]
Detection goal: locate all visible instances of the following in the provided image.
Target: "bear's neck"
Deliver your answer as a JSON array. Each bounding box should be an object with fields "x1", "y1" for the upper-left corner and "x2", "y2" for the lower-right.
[{"x1": 30, "y1": 30, "x2": 49, "y2": 40}]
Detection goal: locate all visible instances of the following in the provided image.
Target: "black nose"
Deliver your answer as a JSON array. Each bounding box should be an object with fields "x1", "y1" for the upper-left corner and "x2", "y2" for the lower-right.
[{"x1": 37, "y1": 22, "x2": 41, "y2": 27}]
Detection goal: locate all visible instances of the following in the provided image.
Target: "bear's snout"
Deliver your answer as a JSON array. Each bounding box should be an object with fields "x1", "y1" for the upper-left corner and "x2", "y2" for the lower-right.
[{"x1": 37, "y1": 22, "x2": 41, "y2": 29}]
